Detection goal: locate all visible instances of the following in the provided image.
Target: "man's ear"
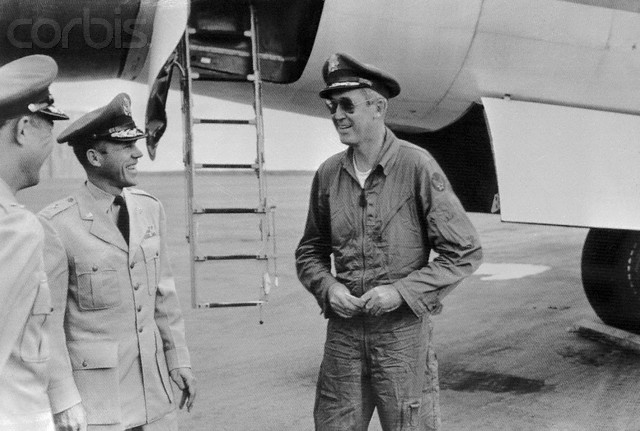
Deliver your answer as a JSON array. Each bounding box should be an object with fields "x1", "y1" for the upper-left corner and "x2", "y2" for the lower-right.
[
  {"x1": 14, "y1": 116, "x2": 31, "y2": 146},
  {"x1": 86, "y1": 148, "x2": 102, "y2": 168},
  {"x1": 374, "y1": 98, "x2": 387, "y2": 118}
]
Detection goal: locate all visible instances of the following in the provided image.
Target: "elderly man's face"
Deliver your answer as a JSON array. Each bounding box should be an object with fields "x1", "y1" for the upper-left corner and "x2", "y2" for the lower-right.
[{"x1": 324, "y1": 89, "x2": 381, "y2": 147}]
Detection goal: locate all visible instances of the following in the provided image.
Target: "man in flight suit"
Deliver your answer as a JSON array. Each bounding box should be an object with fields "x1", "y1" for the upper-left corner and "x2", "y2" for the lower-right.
[
  {"x1": 40, "y1": 93, "x2": 196, "y2": 431},
  {"x1": 0, "y1": 55, "x2": 69, "y2": 430},
  {"x1": 295, "y1": 53, "x2": 483, "y2": 430}
]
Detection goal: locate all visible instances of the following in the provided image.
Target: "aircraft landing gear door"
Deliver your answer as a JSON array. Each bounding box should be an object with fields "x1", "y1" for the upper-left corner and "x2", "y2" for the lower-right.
[
  {"x1": 177, "y1": 4, "x2": 277, "y2": 323},
  {"x1": 482, "y1": 97, "x2": 640, "y2": 332}
]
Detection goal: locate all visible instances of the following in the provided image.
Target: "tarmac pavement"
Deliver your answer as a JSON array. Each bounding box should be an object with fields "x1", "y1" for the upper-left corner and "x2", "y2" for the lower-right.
[{"x1": 20, "y1": 172, "x2": 640, "y2": 431}]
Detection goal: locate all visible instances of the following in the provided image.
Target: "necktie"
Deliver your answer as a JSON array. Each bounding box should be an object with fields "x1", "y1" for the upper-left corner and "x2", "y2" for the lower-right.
[{"x1": 114, "y1": 195, "x2": 129, "y2": 245}]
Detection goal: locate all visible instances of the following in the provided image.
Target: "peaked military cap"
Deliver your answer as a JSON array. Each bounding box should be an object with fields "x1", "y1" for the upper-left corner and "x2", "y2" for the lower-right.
[
  {"x1": 0, "y1": 55, "x2": 68, "y2": 121},
  {"x1": 320, "y1": 53, "x2": 401, "y2": 99},
  {"x1": 57, "y1": 93, "x2": 146, "y2": 145}
]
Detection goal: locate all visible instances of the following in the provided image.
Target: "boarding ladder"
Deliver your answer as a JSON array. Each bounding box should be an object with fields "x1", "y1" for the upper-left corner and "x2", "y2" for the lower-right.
[{"x1": 175, "y1": 4, "x2": 277, "y2": 320}]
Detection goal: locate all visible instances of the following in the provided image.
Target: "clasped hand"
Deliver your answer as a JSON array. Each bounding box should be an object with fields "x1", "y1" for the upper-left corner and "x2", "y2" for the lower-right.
[{"x1": 328, "y1": 283, "x2": 402, "y2": 318}]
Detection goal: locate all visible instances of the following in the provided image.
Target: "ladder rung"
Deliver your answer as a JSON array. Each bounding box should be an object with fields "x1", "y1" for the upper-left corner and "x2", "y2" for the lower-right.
[
  {"x1": 196, "y1": 163, "x2": 257, "y2": 170},
  {"x1": 196, "y1": 254, "x2": 268, "y2": 261},
  {"x1": 194, "y1": 118, "x2": 256, "y2": 125},
  {"x1": 197, "y1": 301, "x2": 265, "y2": 309},
  {"x1": 194, "y1": 207, "x2": 266, "y2": 214},
  {"x1": 191, "y1": 69, "x2": 252, "y2": 82}
]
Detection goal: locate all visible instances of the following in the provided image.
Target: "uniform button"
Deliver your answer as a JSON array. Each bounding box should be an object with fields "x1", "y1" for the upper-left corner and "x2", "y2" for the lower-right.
[
  {"x1": 134, "y1": 283, "x2": 141, "y2": 291},
  {"x1": 138, "y1": 327, "x2": 143, "y2": 333},
  {"x1": 82, "y1": 360, "x2": 87, "y2": 367},
  {"x1": 137, "y1": 305, "x2": 142, "y2": 312},
  {"x1": 130, "y1": 262, "x2": 135, "y2": 269},
  {"x1": 92, "y1": 265, "x2": 98, "y2": 272}
]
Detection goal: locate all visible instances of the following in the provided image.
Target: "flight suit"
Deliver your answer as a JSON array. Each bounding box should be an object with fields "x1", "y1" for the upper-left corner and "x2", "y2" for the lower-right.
[
  {"x1": 296, "y1": 129, "x2": 483, "y2": 430},
  {"x1": 40, "y1": 181, "x2": 191, "y2": 430},
  {"x1": 0, "y1": 178, "x2": 54, "y2": 430}
]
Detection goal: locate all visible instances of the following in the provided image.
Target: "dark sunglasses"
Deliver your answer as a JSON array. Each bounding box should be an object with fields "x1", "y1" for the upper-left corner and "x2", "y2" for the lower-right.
[{"x1": 324, "y1": 97, "x2": 378, "y2": 114}]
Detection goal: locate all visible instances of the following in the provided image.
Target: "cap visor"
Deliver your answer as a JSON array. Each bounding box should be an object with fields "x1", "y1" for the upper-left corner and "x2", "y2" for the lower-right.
[
  {"x1": 108, "y1": 127, "x2": 147, "y2": 142},
  {"x1": 39, "y1": 104, "x2": 69, "y2": 120},
  {"x1": 319, "y1": 81, "x2": 369, "y2": 98}
]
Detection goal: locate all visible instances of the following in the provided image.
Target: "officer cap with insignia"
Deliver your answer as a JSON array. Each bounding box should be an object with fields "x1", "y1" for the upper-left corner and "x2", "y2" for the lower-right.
[
  {"x1": 0, "y1": 55, "x2": 68, "y2": 122},
  {"x1": 320, "y1": 52, "x2": 401, "y2": 100},
  {"x1": 57, "y1": 93, "x2": 146, "y2": 146}
]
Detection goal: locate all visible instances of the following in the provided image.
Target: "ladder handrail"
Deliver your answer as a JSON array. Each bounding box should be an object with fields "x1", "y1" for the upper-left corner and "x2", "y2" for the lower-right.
[
  {"x1": 175, "y1": 4, "x2": 277, "y2": 315},
  {"x1": 177, "y1": 34, "x2": 199, "y2": 309}
]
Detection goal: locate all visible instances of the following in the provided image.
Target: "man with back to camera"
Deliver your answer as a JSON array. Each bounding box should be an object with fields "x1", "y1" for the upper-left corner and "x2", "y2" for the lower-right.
[
  {"x1": 40, "y1": 93, "x2": 196, "y2": 431},
  {"x1": 0, "y1": 55, "x2": 70, "y2": 430},
  {"x1": 295, "y1": 53, "x2": 483, "y2": 430}
]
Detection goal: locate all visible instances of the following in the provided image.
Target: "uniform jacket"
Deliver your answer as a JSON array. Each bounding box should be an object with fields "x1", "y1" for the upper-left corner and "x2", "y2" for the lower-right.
[
  {"x1": 295, "y1": 129, "x2": 483, "y2": 318},
  {"x1": 40, "y1": 182, "x2": 191, "y2": 430},
  {"x1": 0, "y1": 178, "x2": 53, "y2": 428}
]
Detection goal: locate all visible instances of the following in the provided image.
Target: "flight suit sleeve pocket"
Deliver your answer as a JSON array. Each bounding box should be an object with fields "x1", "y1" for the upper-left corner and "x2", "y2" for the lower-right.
[
  {"x1": 427, "y1": 204, "x2": 474, "y2": 250},
  {"x1": 74, "y1": 259, "x2": 121, "y2": 310},
  {"x1": 68, "y1": 341, "x2": 121, "y2": 425}
]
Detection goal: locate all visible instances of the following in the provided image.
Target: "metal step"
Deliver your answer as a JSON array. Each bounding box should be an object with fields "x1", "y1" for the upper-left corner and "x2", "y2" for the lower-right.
[
  {"x1": 194, "y1": 207, "x2": 266, "y2": 214},
  {"x1": 197, "y1": 300, "x2": 266, "y2": 309},
  {"x1": 195, "y1": 254, "x2": 269, "y2": 261},
  {"x1": 191, "y1": 68, "x2": 251, "y2": 82},
  {"x1": 195, "y1": 163, "x2": 258, "y2": 170},
  {"x1": 194, "y1": 118, "x2": 255, "y2": 125}
]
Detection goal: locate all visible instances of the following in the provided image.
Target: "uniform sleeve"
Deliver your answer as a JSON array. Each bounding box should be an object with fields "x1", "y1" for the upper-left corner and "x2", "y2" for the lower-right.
[
  {"x1": 392, "y1": 158, "x2": 483, "y2": 317},
  {"x1": 39, "y1": 216, "x2": 82, "y2": 414},
  {"x1": 153, "y1": 202, "x2": 191, "y2": 370},
  {"x1": 295, "y1": 170, "x2": 339, "y2": 314},
  {"x1": 0, "y1": 211, "x2": 43, "y2": 373}
]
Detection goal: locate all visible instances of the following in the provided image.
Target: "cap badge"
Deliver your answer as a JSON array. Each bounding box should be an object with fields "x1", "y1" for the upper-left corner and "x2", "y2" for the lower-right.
[
  {"x1": 328, "y1": 54, "x2": 340, "y2": 73},
  {"x1": 122, "y1": 101, "x2": 131, "y2": 117}
]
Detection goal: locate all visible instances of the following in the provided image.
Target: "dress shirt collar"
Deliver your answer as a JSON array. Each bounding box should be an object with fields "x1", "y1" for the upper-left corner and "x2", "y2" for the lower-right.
[
  {"x1": 85, "y1": 180, "x2": 119, "y2": 215},
  {"x1": 0, "y1": 177, "x2": 19, "y2": 205}
]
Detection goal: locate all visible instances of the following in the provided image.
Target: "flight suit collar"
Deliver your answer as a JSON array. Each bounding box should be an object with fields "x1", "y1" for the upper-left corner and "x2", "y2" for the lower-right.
[
  {"x1": 341, "y1": 128, "x2": 400, "y2": 180},
  {"x1": 76, "y1": 182, "x2": 128, "y2": 252}
]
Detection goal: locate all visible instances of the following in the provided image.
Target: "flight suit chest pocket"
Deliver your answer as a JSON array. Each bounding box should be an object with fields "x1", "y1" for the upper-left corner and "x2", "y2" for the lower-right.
[
  {"x1": 21, "y1": 277, "x2": 52, "y2": 362},
  {"x1": 75, "y1": 259, "x2": 121, "y2": 310},
  {"x1": 141, "y1": 236, "x2": 160, "y2": 295}
]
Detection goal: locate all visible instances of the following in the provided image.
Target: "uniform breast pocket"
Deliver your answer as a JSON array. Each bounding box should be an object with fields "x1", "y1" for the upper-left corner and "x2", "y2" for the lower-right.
[
  {"x1": 75, "y1": 260, "x2": 121, "y2": 310},
  {"x1": 20, "y1": 277, "x2": 52, "y2": 362},
  {"x1": 330, "y1": 205, "x2": 356, "y2": 247},
  {"x1": 141, "y1": 236, "x2": 160, "y2": 295}
]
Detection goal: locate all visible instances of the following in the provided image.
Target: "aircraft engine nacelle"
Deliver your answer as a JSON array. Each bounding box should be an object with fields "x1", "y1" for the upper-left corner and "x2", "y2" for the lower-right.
[{"x1": 0, "y1": 0, "x2": 155, "y2": 81}]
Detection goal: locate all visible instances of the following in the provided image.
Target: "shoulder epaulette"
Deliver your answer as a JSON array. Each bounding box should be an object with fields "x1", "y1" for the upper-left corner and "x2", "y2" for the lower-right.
[
  {"x1": 128, "y1": 188, "x2": 158, "y2": 202},
  {"x1": 39, "y1": 196, "x2": 77, "y2": 219}
]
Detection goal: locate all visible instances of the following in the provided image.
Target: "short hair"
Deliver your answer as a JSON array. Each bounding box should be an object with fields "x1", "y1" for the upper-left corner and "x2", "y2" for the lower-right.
[
  {"x1": 362, "y1": 87, "x2": 386, "y2": 102},
  {"x1": 71, "y1": 140, "x2": 107, "y2": 168}
]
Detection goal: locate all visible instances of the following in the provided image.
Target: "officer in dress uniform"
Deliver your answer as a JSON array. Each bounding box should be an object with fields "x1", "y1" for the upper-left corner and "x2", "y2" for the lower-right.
[
  {"x1": 0, "y1": 55, "x2": 69, "y2": 430},
  {"x1": 40, "y1": 93, "x2": 196, "y2": 431}
]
